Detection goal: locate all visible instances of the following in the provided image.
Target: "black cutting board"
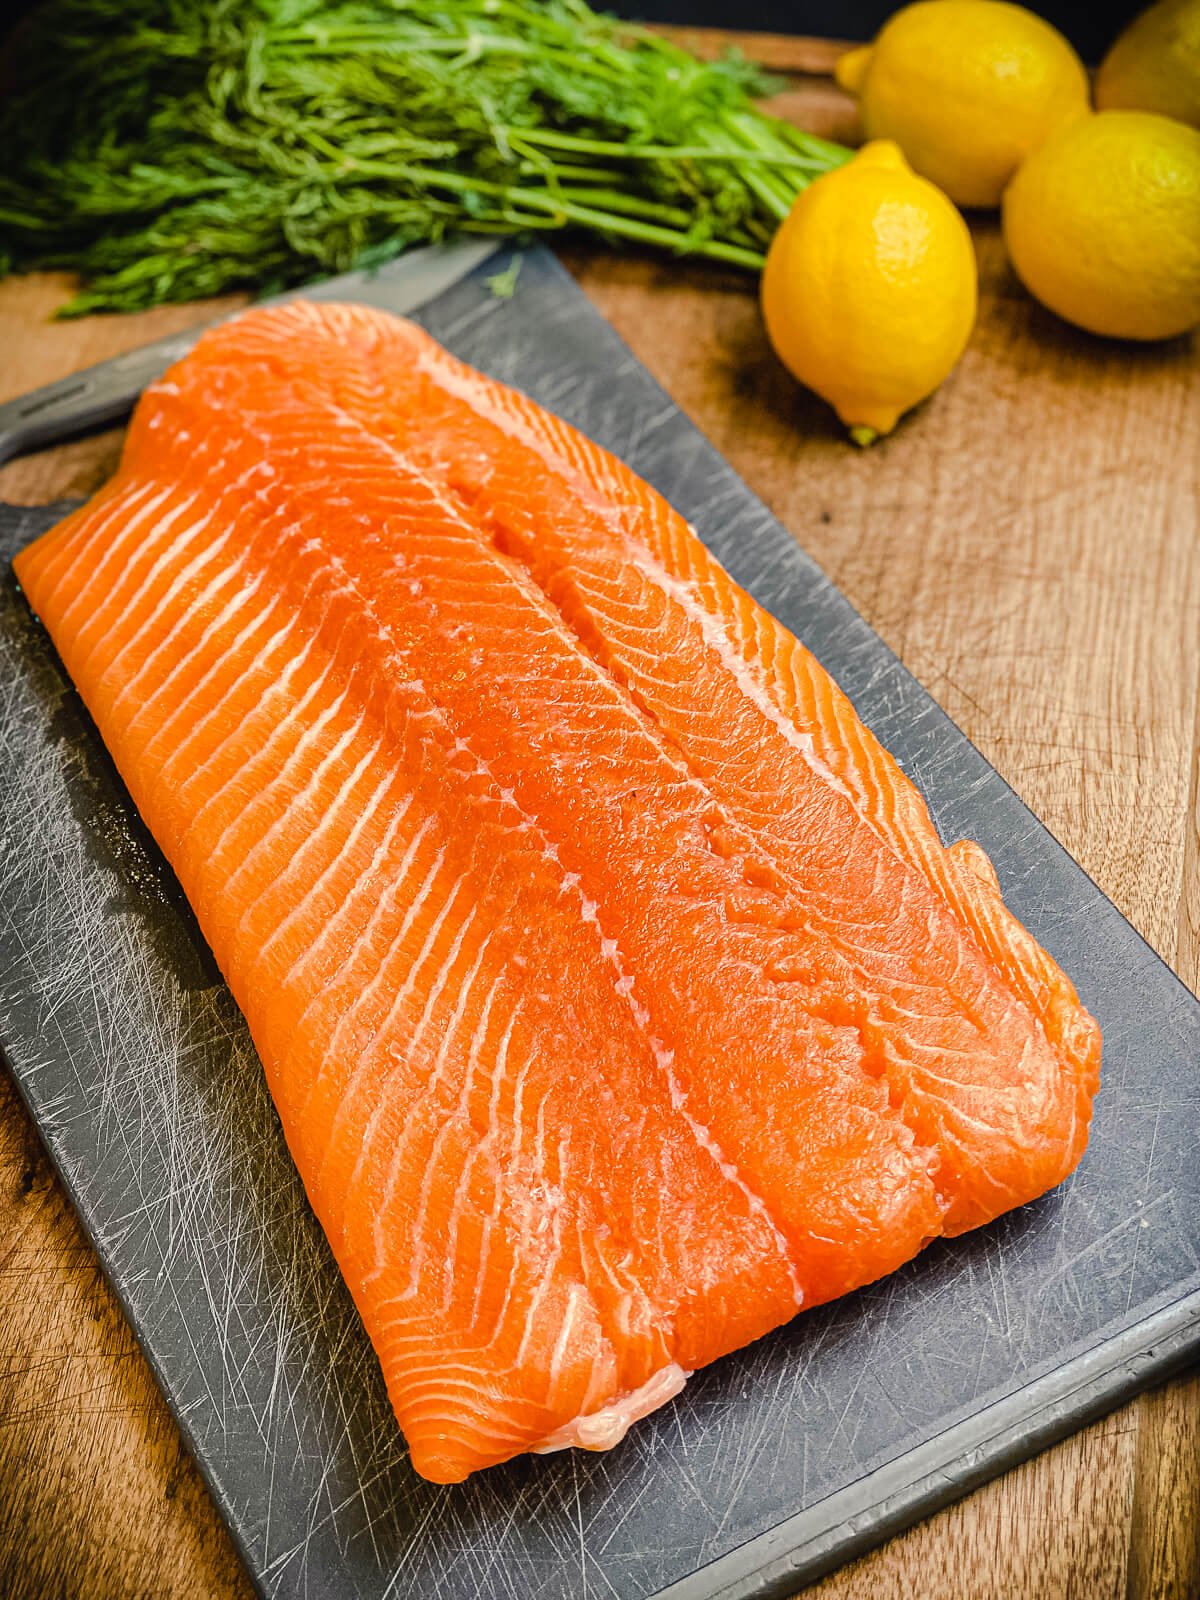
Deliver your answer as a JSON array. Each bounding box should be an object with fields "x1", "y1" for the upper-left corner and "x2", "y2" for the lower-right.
[{"x1": 1, "y1": 247, "x2": 1197, "y2": 1600}]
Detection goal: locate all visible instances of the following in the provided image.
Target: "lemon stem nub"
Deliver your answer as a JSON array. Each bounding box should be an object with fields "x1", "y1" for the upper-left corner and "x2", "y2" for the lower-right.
[
  {"x1": 848, "y1": 425, "x2": 880, "y2": 448},
  {"x1": 834, "y1": 45, "x2": 873, "y2": 96}
]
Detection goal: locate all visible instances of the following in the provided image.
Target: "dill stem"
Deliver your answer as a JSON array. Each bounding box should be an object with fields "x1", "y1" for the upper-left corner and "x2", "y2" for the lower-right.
[
  {"x1": 503, "y1": 127, "x2": 833, "y2": 170},
  {"x1": 503, "y1": 195, "x2": 767, "y2": 269}
]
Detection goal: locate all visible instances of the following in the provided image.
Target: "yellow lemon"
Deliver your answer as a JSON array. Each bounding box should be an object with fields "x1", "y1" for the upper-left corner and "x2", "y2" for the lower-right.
[
  {"x1": 1096, "y1": 0, "x2": 1200, "y2": 127},
  {"x1": 835, "y1": 0, "x2": 1090, "y2": 208},
  {"x1": 761, "y1": 140, "x2": 977, "y2": 442},
  {"x1": 1003, "y1": 110, "x2": 1200, "y2": 340}
]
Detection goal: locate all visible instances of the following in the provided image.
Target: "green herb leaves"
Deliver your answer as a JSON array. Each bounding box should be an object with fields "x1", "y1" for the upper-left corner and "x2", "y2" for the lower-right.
[{"x1": 0, "y1": 0, "x2": 850, "y2": 315}]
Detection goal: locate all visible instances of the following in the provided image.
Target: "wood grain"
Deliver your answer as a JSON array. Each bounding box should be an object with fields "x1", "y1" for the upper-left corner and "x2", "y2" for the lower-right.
[{"x1": 1, "y1": 39, "x2": 1198, "y2": 1600}]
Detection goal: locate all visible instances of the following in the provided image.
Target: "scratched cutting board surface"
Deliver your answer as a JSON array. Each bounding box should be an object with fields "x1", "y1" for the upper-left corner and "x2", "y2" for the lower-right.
[{"x1": 0, "y1": 247, "x2": 1198, "y2": 1600}]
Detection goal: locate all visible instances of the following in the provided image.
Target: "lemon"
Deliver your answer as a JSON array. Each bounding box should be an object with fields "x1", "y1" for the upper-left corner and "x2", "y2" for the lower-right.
[
  {"x1": 1003, "y1": 110, "x2": 1200, "y2": 340},
  {"x1": 761, "y1": 140, "x2": 977, "y2": 442},
  {"x1": 835, "y1": 1, "x2": 1090, "y2": 208},
  {"x1": 1096, "y1": 0, "x2": 1200, "y2": 127}
]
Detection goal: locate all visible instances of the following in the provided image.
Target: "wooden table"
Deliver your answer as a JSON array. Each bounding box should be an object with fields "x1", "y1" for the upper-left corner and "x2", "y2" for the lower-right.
[{"x1": 1, "y1": 31, "x2": 1197, "y2": 1600}]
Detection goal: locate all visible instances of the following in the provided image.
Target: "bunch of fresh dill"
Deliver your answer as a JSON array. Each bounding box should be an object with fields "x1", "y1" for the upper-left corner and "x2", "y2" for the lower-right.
[{"x1": 0, "y1": 0, "x2": 850, "y2": 316}]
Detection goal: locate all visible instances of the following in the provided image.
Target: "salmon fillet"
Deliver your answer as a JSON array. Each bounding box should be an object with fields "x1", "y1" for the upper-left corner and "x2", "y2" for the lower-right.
[{"x1": 13, "y1": 302, "x2": 1100, "y2": 1484}]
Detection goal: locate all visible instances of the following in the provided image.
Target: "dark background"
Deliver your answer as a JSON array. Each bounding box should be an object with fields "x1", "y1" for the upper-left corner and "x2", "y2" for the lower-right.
[
  {"x1": 0, "y1": 2, "x2": 1147, "y2": 66},
  {"x1": 613, "y1": 2, "x2": 1138, "y2": 63}
]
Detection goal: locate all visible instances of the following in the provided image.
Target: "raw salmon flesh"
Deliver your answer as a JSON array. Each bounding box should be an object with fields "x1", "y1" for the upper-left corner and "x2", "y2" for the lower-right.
[{"x1": 13, "y1": 303, "x2": 1100, "y2": 1483}]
